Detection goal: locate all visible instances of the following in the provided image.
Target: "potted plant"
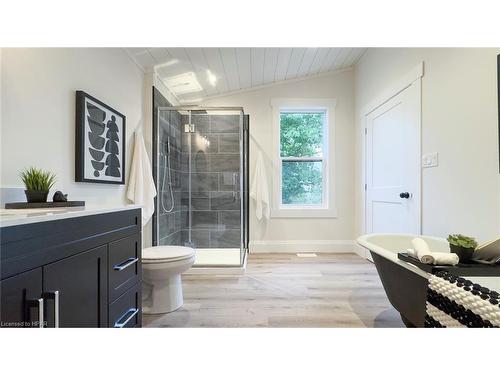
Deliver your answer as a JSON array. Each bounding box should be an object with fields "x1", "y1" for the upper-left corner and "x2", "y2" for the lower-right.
[
  {"x1": 447, "y1": 234, "x2": 478, "y2": 263},
  {"x1": 20, "y1": 167, "x2": 56, "y2": 203}
]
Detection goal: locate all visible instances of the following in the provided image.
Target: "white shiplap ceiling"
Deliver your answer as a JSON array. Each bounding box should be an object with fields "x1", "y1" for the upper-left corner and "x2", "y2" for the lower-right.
[{"x1": 126, "y1": 48, "x2": 366, "y2": 103}]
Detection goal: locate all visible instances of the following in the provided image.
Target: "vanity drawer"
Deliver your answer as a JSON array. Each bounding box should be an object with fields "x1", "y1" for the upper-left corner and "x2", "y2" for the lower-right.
[
  {"x1": 108, "y1": 233, "x2": 141, "y2": 302},
  {"x1": 108, "y1": 283, "x2": 141, "y2": 328}
]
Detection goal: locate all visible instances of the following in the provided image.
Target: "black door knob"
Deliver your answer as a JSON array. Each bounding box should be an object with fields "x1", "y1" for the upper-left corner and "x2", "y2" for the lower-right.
[{"x1": 399, "y1": 192, "x2": 410, "y2": 199}]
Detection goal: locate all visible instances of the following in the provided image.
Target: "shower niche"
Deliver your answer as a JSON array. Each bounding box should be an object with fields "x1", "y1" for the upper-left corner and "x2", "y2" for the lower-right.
[{"x1": 152, "y1": 88, "x2": 249, "y2": 268}]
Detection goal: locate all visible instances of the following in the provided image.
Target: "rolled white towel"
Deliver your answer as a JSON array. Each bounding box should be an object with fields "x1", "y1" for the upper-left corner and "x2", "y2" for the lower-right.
[
  {"x1": 412, "y1": 238, "x2": 435, "y2": 264},
  {"x1": 408, "y1": 238, "x2": 460, "y2": 266},
  {"x1": 433, "y1": 252, "x2": 459, "y2": 266}
]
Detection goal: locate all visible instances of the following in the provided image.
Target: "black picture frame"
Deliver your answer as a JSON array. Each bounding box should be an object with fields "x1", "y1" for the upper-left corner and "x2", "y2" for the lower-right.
[{"x1": 75, "y1": 91, "x2": 126, "y2": 184}]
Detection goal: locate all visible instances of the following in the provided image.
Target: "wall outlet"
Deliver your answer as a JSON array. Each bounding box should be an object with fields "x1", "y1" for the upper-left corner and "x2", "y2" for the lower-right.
[{"x1": 422, "y1": 152, "x2": 439, "y2": 168}]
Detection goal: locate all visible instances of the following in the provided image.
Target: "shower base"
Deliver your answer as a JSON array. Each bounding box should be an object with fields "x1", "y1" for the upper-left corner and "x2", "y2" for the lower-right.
[{"x1": 186, "y1": 248, "x2": 247, "y2": 275}]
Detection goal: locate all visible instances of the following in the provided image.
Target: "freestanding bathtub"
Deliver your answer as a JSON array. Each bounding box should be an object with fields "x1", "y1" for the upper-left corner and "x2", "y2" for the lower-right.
[{"x1": 357, "y1": 233, "x2": 500, "y2": 327}]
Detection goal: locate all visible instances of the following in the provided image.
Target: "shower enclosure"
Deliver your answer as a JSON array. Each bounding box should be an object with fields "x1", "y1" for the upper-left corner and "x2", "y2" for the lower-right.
[{"x1": 152, "y1": 95, "x2": 249, "y2": 268}]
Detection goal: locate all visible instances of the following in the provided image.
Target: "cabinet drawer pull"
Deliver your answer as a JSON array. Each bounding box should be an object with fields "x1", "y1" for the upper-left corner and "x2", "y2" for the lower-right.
[
  {"x1": 28, "y1": 298, "x2": 44, "y2": 328},
  {"x1": 113, "y1": 257, "x2": 139, "y2": 271},
  {"x1": 114, "y1": 308, "x2": 139, "y2": 328},
  {"x1": 43, "y1": 291, "x2": 60, "y2": 328}
]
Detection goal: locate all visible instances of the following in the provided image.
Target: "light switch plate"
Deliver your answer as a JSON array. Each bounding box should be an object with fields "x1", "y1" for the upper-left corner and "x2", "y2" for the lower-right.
[{"x1": 422, "y1": 152, "x2": 439, "y2": 168}]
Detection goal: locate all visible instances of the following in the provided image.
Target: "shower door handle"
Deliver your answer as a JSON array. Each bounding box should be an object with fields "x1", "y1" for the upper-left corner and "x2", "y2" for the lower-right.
[{"x1": 232, "y1": 173, "x2": 239, "y2": 201}]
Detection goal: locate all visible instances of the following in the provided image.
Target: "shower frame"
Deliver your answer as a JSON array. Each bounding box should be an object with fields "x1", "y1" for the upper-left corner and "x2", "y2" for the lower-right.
[{"x1": 153, "y1": 105, "x2": 249, "y2": 268}]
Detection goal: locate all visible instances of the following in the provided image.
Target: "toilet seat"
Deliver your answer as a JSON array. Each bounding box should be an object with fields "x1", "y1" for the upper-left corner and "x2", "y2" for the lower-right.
[{"x1": 142, "y1": 246, "x2": 195, "y2": 264}]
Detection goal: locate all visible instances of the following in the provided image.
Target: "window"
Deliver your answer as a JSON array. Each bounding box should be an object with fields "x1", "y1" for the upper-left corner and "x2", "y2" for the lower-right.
[
  {"x1": 271, "y1": 99, "x2": 336, "y2": 218},
  {"x1": 280, "y1": 111, "x2": 326, "y2": 206}
]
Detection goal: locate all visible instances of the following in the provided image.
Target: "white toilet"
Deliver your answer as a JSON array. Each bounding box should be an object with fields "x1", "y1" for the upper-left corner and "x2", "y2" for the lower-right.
[{"x1": 141, "y1": 246, "x2": 195, "y2": 314}]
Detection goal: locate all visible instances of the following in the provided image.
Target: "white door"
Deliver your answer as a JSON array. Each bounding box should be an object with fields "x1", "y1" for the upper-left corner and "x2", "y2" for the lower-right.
[{"x1": 365, "y1": 81, "x2": 421, "y2": 234}]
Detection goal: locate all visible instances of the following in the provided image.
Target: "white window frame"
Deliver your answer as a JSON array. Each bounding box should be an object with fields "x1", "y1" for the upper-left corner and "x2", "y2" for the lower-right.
[{"x1": 271, "y1": 98, "x2": 337, "y2": 218}]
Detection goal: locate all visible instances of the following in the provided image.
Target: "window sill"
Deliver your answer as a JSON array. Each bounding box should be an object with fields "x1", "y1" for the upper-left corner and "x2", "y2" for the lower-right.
[{"x1": 270, "y1": 207, "x2": 338, "y2": 218}]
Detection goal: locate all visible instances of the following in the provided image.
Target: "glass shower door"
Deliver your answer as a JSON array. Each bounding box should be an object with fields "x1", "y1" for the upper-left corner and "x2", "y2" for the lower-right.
[{"x1": 187, "y1": 109, "x2": 245, "y2": 267}]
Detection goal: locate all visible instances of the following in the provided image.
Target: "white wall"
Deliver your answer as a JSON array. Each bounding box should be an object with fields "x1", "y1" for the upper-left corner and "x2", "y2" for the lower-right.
[
  {"x1": 1, "y1": 48, "x2": 144, "y2": 207},
  {"x1": 203, "y1": 70, "x2": 355, "y2": 252},
  {"x1": 355, "y1": 48, "x2": 500, "y2": 243}
]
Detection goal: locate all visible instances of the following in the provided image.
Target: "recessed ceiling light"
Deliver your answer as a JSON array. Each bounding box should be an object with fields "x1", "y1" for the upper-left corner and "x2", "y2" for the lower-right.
[
  {"x1": 163, "y1": 72, "x2": 203, "y2": 95},
  {"x1": 155, "y1": 59, "x2": 179, "y2": 69},
  {"x1": 206, "y1": 70, "x2": 217, "y2": 86}
]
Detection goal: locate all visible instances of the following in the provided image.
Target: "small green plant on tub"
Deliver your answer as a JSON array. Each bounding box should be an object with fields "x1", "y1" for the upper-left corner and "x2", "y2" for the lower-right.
[{"x1": 447, "y1": 234, "x2": 478, "y2": 263}]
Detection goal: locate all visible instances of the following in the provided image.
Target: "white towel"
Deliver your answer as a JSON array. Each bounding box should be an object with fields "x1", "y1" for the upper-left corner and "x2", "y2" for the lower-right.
[
  {"x1": 412, "y1": 238, "x2": 435, "y2": 264},
  {"x1": 432, "y1": 252, "x2": 460, "y2": 266},
  {"x1": 250, "y1": 150, "x2": 270, "y2": 220},
  {"x1": 407, "y1": 238, "x2": 459, "y2": 266},
  {"x1": 127, "y1": 131, "x2": 157, "y2": 225}
]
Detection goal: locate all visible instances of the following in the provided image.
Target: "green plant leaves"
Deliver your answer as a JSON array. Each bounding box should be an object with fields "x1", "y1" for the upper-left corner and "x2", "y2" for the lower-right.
[
  {"x1": 447, "y1": 234, "x2": 478, "y2": 249},
  {"x1": 19, "y1": 167, "x2": 56, "y2": 192},
  {"x1": 280, "y1": 112, "x2": 324, "y2": 158}
]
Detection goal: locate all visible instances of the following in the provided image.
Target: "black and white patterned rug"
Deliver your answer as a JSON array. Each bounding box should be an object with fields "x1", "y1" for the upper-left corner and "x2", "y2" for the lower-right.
[{"x1": 425, "y1": 271, "x2": 500, "y2": 328}]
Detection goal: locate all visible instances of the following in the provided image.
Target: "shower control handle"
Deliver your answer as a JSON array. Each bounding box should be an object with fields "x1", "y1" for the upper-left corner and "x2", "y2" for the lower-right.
[{"x1": 399, "y1": 192, "x2": 410, "y2": 199}]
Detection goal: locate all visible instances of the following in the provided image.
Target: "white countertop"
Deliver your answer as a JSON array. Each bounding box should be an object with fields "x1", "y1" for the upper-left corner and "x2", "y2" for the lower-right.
[{"x1": 0, "y1": 205, "x2": 142, "y2": 228}]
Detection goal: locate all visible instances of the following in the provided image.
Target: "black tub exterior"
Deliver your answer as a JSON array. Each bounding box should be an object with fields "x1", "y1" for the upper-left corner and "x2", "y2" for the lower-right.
[{"x1": 370, "y1": 251, "x2": 428, "y2": 327}]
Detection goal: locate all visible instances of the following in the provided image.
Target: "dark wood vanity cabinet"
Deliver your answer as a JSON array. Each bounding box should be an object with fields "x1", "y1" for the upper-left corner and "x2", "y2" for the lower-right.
[
  {"x1": 43, "y1": 245, "x2": 108, "y2": 327},
  {"x1": 0, "y1": 268, "x2": 43, "y2": 327},
  {"x1": 0, "y1": 208, "x2": 142, "y2": 328}
]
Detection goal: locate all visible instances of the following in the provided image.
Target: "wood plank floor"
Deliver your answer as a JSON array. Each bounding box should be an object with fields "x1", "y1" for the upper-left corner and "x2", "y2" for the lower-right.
[{"x1": 142, "y1": 253, "x2": 405, "y2": 328}]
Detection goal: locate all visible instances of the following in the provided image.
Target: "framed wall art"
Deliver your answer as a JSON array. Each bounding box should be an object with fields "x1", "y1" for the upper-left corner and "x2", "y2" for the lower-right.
[{"x1": 75, "y1": 90, "x2": 126, "y2": 184}]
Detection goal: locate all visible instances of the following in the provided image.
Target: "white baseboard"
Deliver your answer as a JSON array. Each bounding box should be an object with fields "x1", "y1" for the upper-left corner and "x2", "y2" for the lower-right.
[{"x1": 249, "y1": 240, "x2": 355, "y2": 253}]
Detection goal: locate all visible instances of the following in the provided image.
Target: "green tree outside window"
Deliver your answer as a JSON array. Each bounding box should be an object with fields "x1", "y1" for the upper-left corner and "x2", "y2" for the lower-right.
[{"x1": 280, "y1": 112, "x2": 325, "y2": 205}]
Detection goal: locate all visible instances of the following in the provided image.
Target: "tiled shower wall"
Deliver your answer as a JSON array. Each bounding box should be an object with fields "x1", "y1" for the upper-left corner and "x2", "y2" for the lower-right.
[
  {"x1": 180, "y1": 113, "x2": 241, "y2": 248},
  {"x1": 153, "y1": 88, "x2": 183, "y2": 246}
]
